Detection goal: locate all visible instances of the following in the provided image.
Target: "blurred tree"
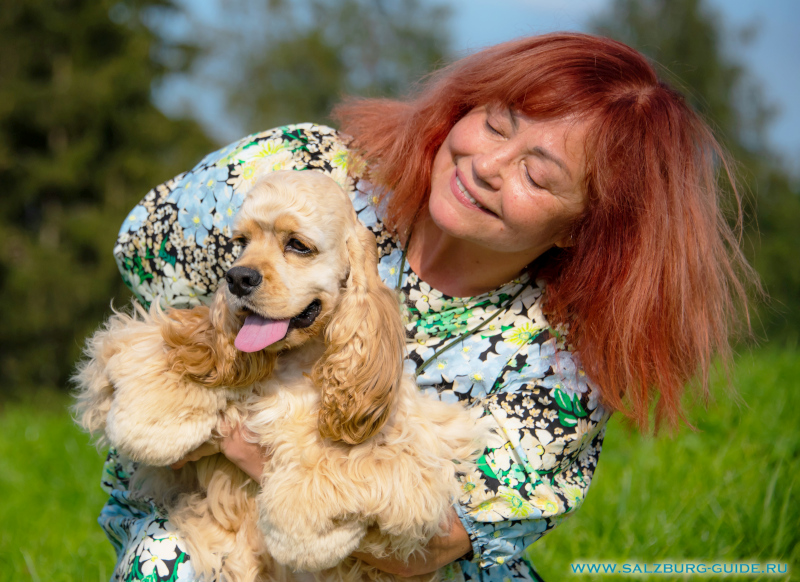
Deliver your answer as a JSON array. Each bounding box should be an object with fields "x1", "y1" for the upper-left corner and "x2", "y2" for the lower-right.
[
  {"x1": 220, "y1": 0, "x2": 452, "y2": 131},
  {"x1": 592, "y1": 0, "x2": 800, "y2": 341},
  {"x1": 0, "y1": 0, "x2": 215, "y2": 395}
]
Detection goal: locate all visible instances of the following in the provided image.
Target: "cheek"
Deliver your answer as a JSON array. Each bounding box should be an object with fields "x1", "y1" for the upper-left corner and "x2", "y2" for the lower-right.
[
  {"x1": 503, "y1": 195, "x2": 565, "y2": 239},
  {"x1": 429, "y1": 140, "x2": 453, "y2": 186},
  {"x1": 427, "y1": 184, "x2": 466, "y2": 234},
  {"x1": 286, "y1": 251, "x2": 348, "y2": 298}
]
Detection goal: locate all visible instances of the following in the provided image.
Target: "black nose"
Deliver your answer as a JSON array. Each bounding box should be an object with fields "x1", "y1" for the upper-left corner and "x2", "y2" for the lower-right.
[{"x1": 225, "y1": 266, "x2": 262, "y2": 297}]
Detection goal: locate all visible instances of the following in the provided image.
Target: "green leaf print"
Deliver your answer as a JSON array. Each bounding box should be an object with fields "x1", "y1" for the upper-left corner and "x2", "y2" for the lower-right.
[
  {"x1": 558, "y1": 409, "x2": 578, "y2": 427},
  {"x1": 477, "y1": 454, "x2": 498, "y2": 480},
  {"x1": 125, "y1": 553, "x2": 144, "y2": 582},
  {"x1": 553, "y1": 389, "x2": 574, "y2": 412},
  {"x1": 573, "y1": 396, "x2": 588, "y2": 417},
  {"x1": 157, "y1": 239, "x2": 177, "y2": 267},
  {"x1": 282, "y1": 128, "x2": 311, "y2": 153},
  {"x1": 167, "y1": 552, "x2": 188, "y2": 582}
]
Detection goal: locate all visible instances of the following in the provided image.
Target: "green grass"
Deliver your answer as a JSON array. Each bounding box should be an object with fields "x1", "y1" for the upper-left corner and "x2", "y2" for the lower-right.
[
  {"x1": 0, "y1": 349, "x2": 797, "y2": 581},
  {"x1": 0, "y1": 392, "x2": 115, "y2": 582},
  {"x1": 527, "y1": 348, "x2": 800, "y2": 581}
]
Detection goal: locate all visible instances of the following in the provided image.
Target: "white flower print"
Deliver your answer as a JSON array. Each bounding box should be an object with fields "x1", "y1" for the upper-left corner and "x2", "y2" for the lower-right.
[
  {"x1": 236, "y1": 138, "x2": 285, "y2": 163},
  {"x1": 459, "y1": 468, "x2": 489, "y2": 505},
  {"x1": 491, "y1": 444, "x2": 514, "y2": 473},
  {"x1": 227, "y1": 161, "x2": 259, "y2": 192},
  {"x1": 329, "y1": 166, "x2": 350, "y2": 190},
  {"x1": 259, "y1": 149, "x2": 294, "y2": 174},
  {"x1": 161, "y1": 261, "x2": 202, "y2": 307},
  {"x1": 564, "y1": 417, "x2": 596, "y2": 456},
  {"x1": 138, "y1": 534, "x2": 178, "y2": 578},
  {"x1": 410, "y1": 330, "x2": 434, "y2": 356},
  {"x1": 408, "y1": 281, "x2": 445, "y2": 314},
  {"x1": 528, "y1": 483, "x2": 564, "y2": 517},
  {"x1": 520, "y1": 428, "x2": 566, "y2": 472}
]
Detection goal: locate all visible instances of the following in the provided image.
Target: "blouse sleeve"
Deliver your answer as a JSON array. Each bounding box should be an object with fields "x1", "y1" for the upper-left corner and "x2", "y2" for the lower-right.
[
  {"x1": 454, "y1": 334, "x2": 610, "y2": 569},
  {"x1": 113, "y1": 123, "x2": 357, "y2": 308}
]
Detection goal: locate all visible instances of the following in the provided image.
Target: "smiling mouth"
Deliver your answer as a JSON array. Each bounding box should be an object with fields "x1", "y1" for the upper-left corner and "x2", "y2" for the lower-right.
[
  {"x1": 453, "y1": 173, "x2": 497, "y2": 216},
  {"x1": 287, "y1": 299, "x2": 322, "y2": 330},
  {"x1": 234, "y1": 299, "x2": 322, "y2": 352}
]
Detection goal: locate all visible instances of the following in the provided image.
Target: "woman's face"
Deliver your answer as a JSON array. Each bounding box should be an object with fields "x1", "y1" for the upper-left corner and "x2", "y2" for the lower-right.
[{"x1": 427, "y1": 105, "x2": 590, "y2": 262}]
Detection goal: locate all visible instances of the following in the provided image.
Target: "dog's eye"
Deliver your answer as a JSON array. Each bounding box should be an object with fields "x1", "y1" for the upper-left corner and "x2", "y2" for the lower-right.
[
  {"x1": 285, "y1": 238, "x2": 312, "y2": 254},
  {"x1": 232, "y1": 236, "x2": 249, "y2": 248}
]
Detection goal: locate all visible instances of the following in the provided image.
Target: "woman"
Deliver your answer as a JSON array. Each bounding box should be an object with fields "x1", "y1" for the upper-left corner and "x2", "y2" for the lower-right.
[{"x1": 106, "y1": 33, "x2": 752, "y2": 581}]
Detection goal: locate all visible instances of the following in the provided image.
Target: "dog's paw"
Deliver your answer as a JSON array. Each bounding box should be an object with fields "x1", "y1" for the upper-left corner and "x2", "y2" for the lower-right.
[
  {"x1": 260, "y1": 517, "x2": 367, "y2": 572},
  {"x1": 107, "y1": 403, "x2": 218, "y2": 466},
  {"x1": 105, "y1": 372, "x2": 227, "y2": 466}
]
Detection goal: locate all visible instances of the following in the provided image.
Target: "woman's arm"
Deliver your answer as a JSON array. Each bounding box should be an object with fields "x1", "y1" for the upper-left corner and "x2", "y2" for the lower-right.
[{"x1": 351, "y1": 508, "x2": 472, "y2": 578}]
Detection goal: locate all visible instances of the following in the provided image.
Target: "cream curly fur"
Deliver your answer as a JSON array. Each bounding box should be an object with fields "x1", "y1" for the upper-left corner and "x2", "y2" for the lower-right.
[{"x1": 73, "y1": 171, "x2": 489, "y2": 582}]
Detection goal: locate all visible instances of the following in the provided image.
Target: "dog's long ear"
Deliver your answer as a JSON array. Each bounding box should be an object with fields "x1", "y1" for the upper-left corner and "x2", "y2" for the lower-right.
[
  {"x1": 313, "y1": 224, "x2": 406, "y2": 445},
  {"x1": 161, "y1": 292, "x2": 276, "y2": 388}
]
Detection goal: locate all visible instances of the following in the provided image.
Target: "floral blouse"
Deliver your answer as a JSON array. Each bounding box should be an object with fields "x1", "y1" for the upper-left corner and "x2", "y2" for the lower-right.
[{"x1": 104, "y1": 123, "x2": 609, "y2": 582}]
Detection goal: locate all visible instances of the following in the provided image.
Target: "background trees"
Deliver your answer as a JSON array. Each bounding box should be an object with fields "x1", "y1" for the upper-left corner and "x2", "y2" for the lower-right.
[
  {"x1": 1, "y1": 0, "x2": 797, "y2": 398},
  {"x1": 222, "y1": 0, "x2": 452, "y2": 132},
  {"x1": 0, "y1": 0, "x2": 216, "y2": 395},
  {"x1": 592, "y1": 0, "x2": 800, "y2": 341}
]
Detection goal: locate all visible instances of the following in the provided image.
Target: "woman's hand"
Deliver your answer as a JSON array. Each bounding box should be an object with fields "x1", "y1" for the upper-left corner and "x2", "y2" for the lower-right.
[
  {"x1": 351, "y1": 508, "x2": 472, "y2": 577},
  {"x1": 170, "y1": 421, "x2": 270, "y2": 482}
]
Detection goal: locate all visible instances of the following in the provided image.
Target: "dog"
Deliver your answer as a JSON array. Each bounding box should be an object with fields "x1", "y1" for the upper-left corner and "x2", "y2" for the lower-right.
[{"x1": 74, "y1": 171, "x2": 488, "y2": 582}]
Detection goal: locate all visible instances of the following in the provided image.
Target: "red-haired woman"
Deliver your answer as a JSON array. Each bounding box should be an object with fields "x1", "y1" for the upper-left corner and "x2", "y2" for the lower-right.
[{"x1": 105, "y1": 33, "x2": 753, "y2": 582}]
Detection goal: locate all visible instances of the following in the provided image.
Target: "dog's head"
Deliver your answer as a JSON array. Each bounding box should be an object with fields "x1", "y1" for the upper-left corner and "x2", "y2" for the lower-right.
[
  {"x1": 165, "y1": 171, "x2": 406, "y2": 444},
  {"x1": 223, "y1": 171, "x2": 355, "y2": 352}
]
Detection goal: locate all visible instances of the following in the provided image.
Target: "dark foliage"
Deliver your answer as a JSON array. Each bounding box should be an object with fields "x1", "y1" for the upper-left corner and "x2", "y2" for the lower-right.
[{"x1": 0, "y1": 0, "x2": 215, "y2": 394}]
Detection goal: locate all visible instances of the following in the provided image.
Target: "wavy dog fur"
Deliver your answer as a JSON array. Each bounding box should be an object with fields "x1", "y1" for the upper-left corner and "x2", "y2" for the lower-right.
[{"x1": 73, "y1": 171, "x2": 488, "y2": 582}]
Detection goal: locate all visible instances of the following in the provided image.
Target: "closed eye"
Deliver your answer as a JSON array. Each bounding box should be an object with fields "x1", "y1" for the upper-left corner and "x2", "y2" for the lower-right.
[
  {"x1": 524, "y1": 165, "x2": 544, "y2": 190},
  {"x1": 485, "y1": 119, "x2": 503, "y2": 136}
]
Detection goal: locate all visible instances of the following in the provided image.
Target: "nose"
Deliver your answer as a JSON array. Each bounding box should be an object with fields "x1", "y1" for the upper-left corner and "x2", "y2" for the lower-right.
[
  {"x1": 472, "y1": 144, "x2": 512, "y2": 190},
  {"x1": 225, "y1": 266, "x2": 262, "y2": 297}
]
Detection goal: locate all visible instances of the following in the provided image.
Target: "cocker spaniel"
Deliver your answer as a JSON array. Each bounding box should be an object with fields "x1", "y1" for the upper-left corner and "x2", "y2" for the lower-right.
[{"x1": 73, "y1": 171, "x2": 488, "y2": 582}]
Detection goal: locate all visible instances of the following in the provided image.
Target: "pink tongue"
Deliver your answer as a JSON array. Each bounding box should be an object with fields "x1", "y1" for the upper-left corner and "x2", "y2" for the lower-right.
[{"x1": 234, "y1": 314, "x2": 291, "y2": 352}]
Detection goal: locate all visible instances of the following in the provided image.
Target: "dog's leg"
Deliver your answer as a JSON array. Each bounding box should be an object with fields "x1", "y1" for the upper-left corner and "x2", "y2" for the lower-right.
[
  {"x1": 75, "y1": 307, "x2": 228, "y2": 466},
  {"x1": 254, "y1": 440, "x2": 369, "y2": 574},
  {"x1": 255, "y1": 480, "x2": 368, "y2": 573},
  {"x1": 170, "y1": 455, "x2": 270, "y2": 582},
  {"x1": 72, "y1": 310, "x2": 141, "y2": 439}
]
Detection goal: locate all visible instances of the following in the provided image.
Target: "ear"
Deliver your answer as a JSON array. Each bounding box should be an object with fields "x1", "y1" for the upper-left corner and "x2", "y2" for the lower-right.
[
  {"x1": 313, "y1": 224, "x2": 406, "y2": 445},
  {"x1": 161, "y1": 291, "x2": 276, "y2": 388},
  {"x1": 554, "y1": 229, "x2": 577, "y2": 249}
]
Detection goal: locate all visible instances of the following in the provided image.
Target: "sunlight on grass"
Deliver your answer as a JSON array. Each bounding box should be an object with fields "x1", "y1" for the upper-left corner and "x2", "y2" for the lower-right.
[
  {"x1": 0, "y1": 350, "x2": 797, "y2": 581},
  {"x1": 527, "y1": 349, "x2": 799, "y2": 581},
  {"x1": 0, "y1": 393, "x2": 115, "y2": 582}
]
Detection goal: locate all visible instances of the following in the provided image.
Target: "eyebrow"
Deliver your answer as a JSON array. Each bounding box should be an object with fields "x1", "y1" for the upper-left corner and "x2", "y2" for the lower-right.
[{"x1": 509, "y1": 109, "x2": 573, "y2": 180}]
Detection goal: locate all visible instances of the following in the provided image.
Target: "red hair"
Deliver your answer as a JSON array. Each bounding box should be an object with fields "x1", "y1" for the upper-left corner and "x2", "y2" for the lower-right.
[{"x1": 333, "y1": 33, "x2": 755, "y2": 432}]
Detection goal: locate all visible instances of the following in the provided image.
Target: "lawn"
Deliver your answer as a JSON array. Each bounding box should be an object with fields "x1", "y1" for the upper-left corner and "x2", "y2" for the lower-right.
[
  {"x1": 0, "y1": 348, "x2": 797, "y2": 581},
  {"x1": 527, "y1": 348, "x2": 799, "y2": 581}
]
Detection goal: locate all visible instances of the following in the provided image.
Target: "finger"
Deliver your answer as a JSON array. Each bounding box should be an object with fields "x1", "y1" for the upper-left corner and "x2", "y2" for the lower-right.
[{"x1": 169, "y1": 441, "x2": 220, "y2": 470}]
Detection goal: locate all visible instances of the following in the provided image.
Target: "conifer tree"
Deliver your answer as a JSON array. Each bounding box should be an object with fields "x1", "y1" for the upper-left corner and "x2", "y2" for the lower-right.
[{"x1": 0, "y1": 0, "x2": 215, "y2": 394}]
